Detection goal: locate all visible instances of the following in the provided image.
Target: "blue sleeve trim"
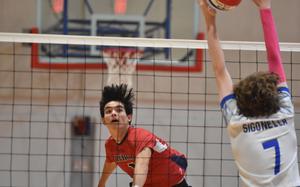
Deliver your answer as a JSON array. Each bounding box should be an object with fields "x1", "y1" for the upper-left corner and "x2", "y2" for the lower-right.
[
  {"x1": 220, "y1": 94, "x2": 236, "y2": 108},
  {"x1": 277, "y1": 87, "x2": 289, "y2": 93}
]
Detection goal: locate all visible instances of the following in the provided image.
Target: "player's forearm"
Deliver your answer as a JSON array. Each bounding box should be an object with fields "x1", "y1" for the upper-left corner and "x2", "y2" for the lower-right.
[
  {"x1": 199, "y1": 0, "x2": 226, "y2": 75},
  {"x1": 133, "y1": 171, "x2": 148, "y2": 187},
  {"x1": 98, "y1": 174, "x2": 110, "y2": 187},
  {"x1": 205, "y1": 17, "x2": 233, "y2": 100},
  {"x1": 98, "y1": 161, "x2": 117, "y2": 187},
  {"x1": 206, "y1": 24, "x2": 226, "y2": 75},
  {"x1": 133, "y1": 148, "x2": 151, "y2": 187},
  {"x1": 260, "y1": 8, "x2": 286, "y2": 82},
  {"x1": 98, "y1": 171, "x2": 113, "y2": 187},
  {"x1": 133, "y1": 159, "x2": 149, "y2": 186}
]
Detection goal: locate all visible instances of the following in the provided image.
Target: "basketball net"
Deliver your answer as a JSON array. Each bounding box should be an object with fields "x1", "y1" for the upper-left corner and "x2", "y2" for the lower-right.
[{"x1": 103, "y1": 49, "x2": 143, "y2": 88}]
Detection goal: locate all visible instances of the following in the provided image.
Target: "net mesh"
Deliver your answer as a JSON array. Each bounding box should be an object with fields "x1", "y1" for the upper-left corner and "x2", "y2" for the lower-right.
[{"x1": 0, "y1": 33, "x2": 299, "y2": 187}]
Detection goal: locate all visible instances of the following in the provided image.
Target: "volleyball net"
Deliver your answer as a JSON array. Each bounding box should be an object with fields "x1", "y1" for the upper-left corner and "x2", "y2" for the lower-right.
[{"x1": 0, "y1": 32, "x2": 299, "y2": 187}]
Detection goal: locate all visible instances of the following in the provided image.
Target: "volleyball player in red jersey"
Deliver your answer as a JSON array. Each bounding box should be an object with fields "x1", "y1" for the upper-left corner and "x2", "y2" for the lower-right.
[{"x1": 98, "y1": 84, "x2": 191, "y2": 187}]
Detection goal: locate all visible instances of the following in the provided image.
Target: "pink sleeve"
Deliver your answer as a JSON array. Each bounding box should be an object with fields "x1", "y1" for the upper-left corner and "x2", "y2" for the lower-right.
[{"x1": 260, "y1": 8, "x2": 286, "y2": 82}]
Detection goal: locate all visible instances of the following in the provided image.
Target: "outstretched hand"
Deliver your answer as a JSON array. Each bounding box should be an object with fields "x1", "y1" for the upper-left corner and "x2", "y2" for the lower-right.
[
  {"x1": 198, "y1": 0, "x2": 217, "y2": 25},
  {"x1": 252, "y1": 0, "x2": 271, "y2": 9},
  {"x1": 198, "y1": 0, "x2": 216, "y2": 17}
]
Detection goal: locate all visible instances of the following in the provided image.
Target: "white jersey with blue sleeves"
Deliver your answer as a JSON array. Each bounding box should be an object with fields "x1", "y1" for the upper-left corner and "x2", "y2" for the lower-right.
[{"x1": 221, "y1": 83, "x2": 300, "y2": 187}]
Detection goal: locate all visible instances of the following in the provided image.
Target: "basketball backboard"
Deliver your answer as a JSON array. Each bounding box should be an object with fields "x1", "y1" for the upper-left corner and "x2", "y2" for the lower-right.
[{"x1": 33, "y1": 0, "x2": 203, "y2": 72}]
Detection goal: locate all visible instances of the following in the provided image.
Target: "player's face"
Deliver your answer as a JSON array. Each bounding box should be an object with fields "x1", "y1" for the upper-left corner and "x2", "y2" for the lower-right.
[{"x1": 103, "y1": 101, "x2": 131, "y2": 128}]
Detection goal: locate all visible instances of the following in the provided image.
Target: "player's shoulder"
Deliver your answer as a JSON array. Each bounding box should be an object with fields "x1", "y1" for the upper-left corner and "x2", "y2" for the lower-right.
[
  {"x1": 128, "y1": 126, "x2": 152, "y2": 136},
  {"x1": 104, "y1": 136, "x2": 115, "y2": 147},
  {"x1": 277, "y1": 82, "x2": 289, "y2": 92},
  {"x1": 127, "y1": 126, "x2": 155, "y2": 141},
  {"x1": 220, "y1": 93, "x2": 236, "y2": 109}
]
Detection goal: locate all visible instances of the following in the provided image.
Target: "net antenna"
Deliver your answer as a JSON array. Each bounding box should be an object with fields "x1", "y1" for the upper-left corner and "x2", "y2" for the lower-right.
[{"x1": 103, "y1": 48, "x2": 143, "y2": 88}]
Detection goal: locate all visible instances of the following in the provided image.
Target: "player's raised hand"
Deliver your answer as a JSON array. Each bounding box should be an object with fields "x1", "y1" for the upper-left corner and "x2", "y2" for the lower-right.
[{"x1": 198, "y1": 0, "x2": 216, "y2": 24}]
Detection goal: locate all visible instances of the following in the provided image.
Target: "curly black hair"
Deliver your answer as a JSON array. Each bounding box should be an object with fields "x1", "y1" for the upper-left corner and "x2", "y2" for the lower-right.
[
  {"x1": 234, "y1": 72, "x2": 280, "y2": 117},
  {"x1": 99, "y1": 84, "x2": 134, "y2": 118}
]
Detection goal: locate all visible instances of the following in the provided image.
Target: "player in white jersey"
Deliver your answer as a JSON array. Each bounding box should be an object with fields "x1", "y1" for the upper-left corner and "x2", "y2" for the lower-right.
[{"x1": 198, "y1": 0, "x2": 300, "y2": 186}]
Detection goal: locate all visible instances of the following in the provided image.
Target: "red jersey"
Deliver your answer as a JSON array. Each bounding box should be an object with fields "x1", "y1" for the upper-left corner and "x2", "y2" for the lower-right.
[{"x1": 105, "y1": 126, "x2": 186, "y2": 187}]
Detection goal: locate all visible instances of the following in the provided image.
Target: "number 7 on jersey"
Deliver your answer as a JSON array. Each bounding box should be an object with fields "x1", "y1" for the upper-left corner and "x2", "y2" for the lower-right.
[{"x1": 262, "y1": 138, "x2": 281, "y2": 175}]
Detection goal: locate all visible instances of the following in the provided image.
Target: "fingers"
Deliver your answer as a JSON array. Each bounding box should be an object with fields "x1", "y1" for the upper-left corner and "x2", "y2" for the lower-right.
[
  {"x1": 199, "y1": 0, "x2": 216, "y2": 16},
  {"x1": 198, "y1": 0, "x2": 207, "y2": 8},
  {"x1": 198, "y1": 0, "x2": 204, "y2": 6}
]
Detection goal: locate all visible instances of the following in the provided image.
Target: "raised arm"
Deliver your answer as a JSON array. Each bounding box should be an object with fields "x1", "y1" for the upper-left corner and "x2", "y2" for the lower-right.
[
  {"x1": 199, "y1": 0, "x2": 233, "y2": 101},
  {"x1": 253, "y1": 0, "x2": 286, "y2": 83},
  {"x1": 98, "y1": 160, "x2": 117, "y2": 187}
]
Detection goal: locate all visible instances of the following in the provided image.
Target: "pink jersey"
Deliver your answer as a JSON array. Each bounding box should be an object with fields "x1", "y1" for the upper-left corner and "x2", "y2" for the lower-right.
[{"x1": 105, "y1": 126, "x2": 186, "y2": 187}]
